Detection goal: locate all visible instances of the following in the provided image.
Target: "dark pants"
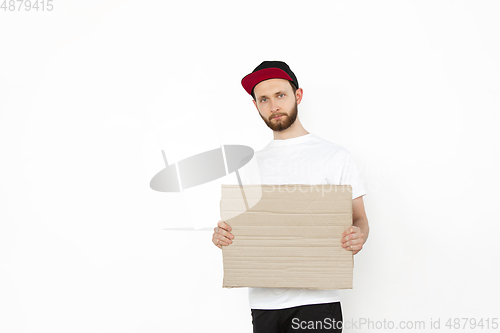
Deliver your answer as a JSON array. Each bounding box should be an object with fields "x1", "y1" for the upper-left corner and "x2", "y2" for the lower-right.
[{"x1": 251, "y1": 302, "x2": 343, "y2": 333}]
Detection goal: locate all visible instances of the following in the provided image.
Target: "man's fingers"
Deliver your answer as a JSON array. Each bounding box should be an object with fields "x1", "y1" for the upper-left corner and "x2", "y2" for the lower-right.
[
  {"x1": 341, "y1": 234, "x2": 352, "y2": 243},
  {"x1": 342, "y1": 243, "x2": 363, "y2": 252},
  {"x1": 216, "y1": 226, "x2": 234, "y2": 240},
  {"x1": 217, "y1": 233, "x2": 232, "y2": 244},
  {"x1": 341, "y1": 232, "x2": 364, "y2": 243},
  {"x1": 343, "y1": 238, "x2": 362, "y2": 246},
  {"x1": 341, "y1": 233, "x2": 355, "y2": 243},
  {"x1": 341, "y1": 236, "x2": 363, "y2": 251},
  {"x1": 340, "y1": 226, "x2": 363, "y2": 253},
  {"x1": 342, "y1": 244, "x2": 353, "y2": 251},
  {"x1": 212, "y1": 235, "x2": 226, "y2": 248},
  {"x1": 212, "y1": 236, "x2": 223, "y2": 249},
  {"x1": 342, "y1": 226, "x2": 360, "y2": 237},
  {"x1": 352, "y1": 244, "x2": 362, "y2": 253},
  {"x1": 214, "y1": 233, "x2": 232, "y2": 245},
  {"x1": 213, "y1": 220, "x2": 233, "y2": 249},
  {"x1": 341, "y1": 230, "x2": 364, "y2": 244},
  {"x1": 218, "y1": 220, "x2": 232, "y2": 232}
]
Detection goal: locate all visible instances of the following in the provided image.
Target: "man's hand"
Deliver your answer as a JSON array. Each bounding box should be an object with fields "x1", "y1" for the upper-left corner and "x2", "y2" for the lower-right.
[
  {"x1": 341, "y1": 226, "x2": 365, "y2": 255},
  {"x1": 212, "y1": 220, "x2": 234, "y2": 249}
]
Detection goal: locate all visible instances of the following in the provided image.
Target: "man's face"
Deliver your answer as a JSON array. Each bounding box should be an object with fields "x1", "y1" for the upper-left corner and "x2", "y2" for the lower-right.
[{"x1": 252, "y1": 78, "x2": 299, "y2": 132}]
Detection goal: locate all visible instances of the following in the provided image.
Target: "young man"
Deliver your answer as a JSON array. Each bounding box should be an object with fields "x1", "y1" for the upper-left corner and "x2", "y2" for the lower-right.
[{"x1": 212, "y1": 61, "x2": 369, "y2": 333}]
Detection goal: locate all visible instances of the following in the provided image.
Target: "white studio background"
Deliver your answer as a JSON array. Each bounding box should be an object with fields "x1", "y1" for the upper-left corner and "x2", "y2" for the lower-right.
[{"x1": 1, "y1": 1, "x2": 499, "y2": 332}]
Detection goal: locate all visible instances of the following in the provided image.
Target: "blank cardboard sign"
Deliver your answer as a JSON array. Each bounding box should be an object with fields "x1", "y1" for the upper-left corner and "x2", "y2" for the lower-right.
[{"x1": 220, "y1": 184, "x2": 353, "y2": 290}]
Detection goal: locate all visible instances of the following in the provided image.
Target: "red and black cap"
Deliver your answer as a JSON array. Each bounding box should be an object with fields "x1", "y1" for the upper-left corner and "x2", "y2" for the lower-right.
[{"x1": 241, "y1": 61, "x2": 299, "y2": 96}]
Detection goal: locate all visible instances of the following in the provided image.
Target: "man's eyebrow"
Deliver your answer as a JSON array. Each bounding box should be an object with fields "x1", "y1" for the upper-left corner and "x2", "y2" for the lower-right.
[{"x1": 257, "y1": 91, "x2": 286, "y2": 99}]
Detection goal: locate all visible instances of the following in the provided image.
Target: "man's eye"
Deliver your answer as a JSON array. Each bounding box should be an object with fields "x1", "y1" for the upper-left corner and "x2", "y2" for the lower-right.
[
  {"x1": 278, "y1": 94, "x2": 285, "y2": 98},
  {"x1": 260, "y1": 98, "x2": 267, "y2": 102}
]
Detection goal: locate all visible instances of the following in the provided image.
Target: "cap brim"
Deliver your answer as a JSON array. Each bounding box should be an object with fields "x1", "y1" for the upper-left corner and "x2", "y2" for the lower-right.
[{"x1": 241, "y1": 68, "x2": 293, "y2": 95}]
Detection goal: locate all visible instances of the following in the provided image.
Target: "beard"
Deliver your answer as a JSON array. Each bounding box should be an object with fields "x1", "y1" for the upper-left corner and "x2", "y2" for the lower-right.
[{"x1": 259, "y1": 100, "x2": 298, "y2": 132}]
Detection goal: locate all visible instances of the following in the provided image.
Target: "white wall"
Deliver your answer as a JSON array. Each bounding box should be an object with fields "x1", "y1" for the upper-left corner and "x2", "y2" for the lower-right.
[{"x1": 1, "y1": 1, "x2": 499, "y2": 332}]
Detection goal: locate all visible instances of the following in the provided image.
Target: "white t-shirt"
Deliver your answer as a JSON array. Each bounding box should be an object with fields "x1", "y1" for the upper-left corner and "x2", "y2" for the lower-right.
[{"x1": 233, "y1": 132, "x2": 366, "y2": 310}]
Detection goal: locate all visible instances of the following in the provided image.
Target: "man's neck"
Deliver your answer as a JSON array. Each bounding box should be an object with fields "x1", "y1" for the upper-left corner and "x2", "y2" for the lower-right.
[{"x1": 272, "y1": 118, "x2": 309, "y2": 140}]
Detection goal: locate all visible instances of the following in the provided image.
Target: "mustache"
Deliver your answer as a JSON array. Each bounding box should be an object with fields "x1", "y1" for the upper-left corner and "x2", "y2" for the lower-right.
[{"x1": 270, "y1": 114, "x2": 286, "y2": 119}]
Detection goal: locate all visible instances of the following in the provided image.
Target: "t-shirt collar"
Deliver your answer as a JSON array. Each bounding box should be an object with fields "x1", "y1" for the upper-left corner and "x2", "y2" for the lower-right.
[{"x1": 268, "y1": 133, "x2": 313, "y2": 147}]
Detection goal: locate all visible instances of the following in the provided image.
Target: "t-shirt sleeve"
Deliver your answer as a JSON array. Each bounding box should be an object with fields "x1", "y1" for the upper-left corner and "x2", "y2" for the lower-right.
[{"x1": 340, "y1": 151, "x2": 366, "y2": 200}]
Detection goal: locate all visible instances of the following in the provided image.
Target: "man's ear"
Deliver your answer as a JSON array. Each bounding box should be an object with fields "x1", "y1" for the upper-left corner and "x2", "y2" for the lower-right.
[
  {"x1": 295, "y1": 88, "x2": 304, "y2": 105},
  {"x1": 252, "y1": 99, "x2": 258, "y2": 111}
]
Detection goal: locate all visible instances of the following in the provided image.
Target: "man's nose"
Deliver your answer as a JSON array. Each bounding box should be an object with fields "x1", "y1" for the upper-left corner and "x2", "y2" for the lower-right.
[{"x1": 270, "y1": 98, "x2": 279, "y2": 112}]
